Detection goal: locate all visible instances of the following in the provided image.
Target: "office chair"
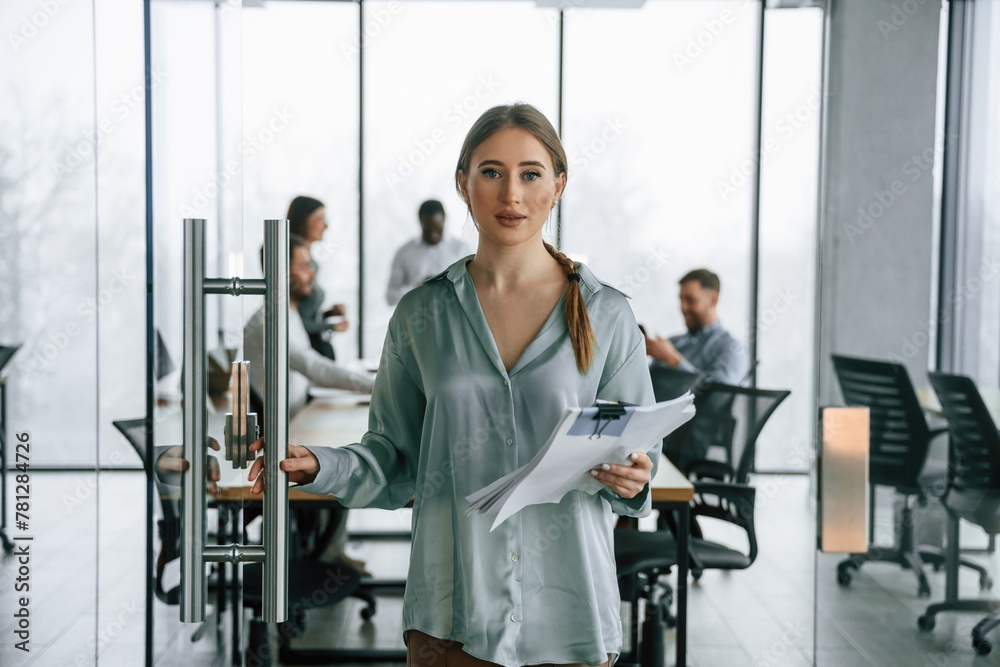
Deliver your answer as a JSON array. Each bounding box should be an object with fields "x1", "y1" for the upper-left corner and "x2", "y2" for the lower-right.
[
  {"x1": 917, "y1": 372, "x2": 1000, "y2": 655},
  {"x1": 831, "y1": 355, "x2": 991, "y2": 598},
  {"x1": 614, "y1": 523, "x2": 678, "y2": 666},
  {"x1": 678, "y1": 383, "x2": 791, "y2": 484}
]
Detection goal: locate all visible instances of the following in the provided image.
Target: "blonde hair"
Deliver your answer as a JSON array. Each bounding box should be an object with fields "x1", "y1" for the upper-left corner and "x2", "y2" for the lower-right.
[{"x1": 456, "y1": 103, "x2": 596, "y2": 373}]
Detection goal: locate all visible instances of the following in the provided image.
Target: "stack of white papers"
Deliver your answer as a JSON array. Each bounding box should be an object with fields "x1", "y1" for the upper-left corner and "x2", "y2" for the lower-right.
[{"x1": 466, "y1": 393, "x2": 696, "y2": 531}]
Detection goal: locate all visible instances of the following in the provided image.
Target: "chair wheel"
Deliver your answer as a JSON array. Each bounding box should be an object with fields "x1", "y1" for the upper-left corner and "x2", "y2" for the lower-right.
[
  {"x1": 974, "y1": 638, "x2": 992, "y2": 655},
  {"x1": 918, "y1": 584, "x2": 931, "y2": 599},
  {"x1": 837, "y1": 570, "x2": 852, "y2": 587},
  {"x1": 360, "y1": 605, "x2": 375, "y2": 621},
  {"x1": 917, "y1": 615, "x2": 935, "y2": 632},
  {"x1": 980, "y1": 575, "x2": 993, "y2": 591}
]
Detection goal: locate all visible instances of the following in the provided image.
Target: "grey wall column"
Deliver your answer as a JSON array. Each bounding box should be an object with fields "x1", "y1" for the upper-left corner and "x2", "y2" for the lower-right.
[{"x1": 817, "y1": 0, "x2": 943, "y2": 404}]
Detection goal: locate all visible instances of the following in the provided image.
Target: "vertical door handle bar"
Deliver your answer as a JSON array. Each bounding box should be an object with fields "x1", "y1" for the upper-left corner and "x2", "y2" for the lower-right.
[
  {"x1": 180, "y1": 218, "x2": 289, "y2": 623},
  {"x1": 262, "y1": 218, "x2": 289, "y2": 622}
]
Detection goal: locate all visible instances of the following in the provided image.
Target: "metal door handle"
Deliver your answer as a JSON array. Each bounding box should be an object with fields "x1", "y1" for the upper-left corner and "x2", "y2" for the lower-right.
[{"x1": 181, "y1": 218, "x2": 288, "y2": 623}]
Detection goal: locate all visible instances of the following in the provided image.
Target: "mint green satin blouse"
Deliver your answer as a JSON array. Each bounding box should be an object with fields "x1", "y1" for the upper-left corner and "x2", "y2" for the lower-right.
[{"x1": 296, "y1": 257, "x2": 657, "y2": 666}]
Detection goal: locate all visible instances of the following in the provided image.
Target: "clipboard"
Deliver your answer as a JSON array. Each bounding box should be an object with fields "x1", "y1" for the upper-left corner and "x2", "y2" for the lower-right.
[{"x1": 466, "y1": 392, "x2": 696, "y2": 531}]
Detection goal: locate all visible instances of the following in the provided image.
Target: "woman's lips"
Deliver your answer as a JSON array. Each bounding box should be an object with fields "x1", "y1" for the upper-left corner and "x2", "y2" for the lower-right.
[{"x1": 496, "y1": 213, "x2": 526, "y2": 228}]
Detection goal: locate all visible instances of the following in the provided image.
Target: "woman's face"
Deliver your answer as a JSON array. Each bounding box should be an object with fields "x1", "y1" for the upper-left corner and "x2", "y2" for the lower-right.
[
  {"x1": 304, "y1": 207, "x2": 328, "y2": 242},
  {"x1": 458, "y1": 127, "x2": 565, "y2": 250}
]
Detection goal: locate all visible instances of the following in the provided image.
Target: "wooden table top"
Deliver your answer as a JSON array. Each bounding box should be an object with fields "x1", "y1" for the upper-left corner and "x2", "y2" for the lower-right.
[
  {"x1": 917, "y1": 385, "x2": 1000, "y2": 426},
  {"x1": 217, "y1": 395, "x2": 693, "y2": 505}
]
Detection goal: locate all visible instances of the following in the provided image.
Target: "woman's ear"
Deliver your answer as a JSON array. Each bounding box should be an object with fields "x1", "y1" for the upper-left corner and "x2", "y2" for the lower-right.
[
  {"x1": 457, "y1": 171, "x2": 470, "y2": 205},
  {"x1": 553, "y1": 172, "x2": 567, "y2": 207}
]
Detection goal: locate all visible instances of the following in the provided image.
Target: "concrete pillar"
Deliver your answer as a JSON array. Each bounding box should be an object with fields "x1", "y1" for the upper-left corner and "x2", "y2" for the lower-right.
[{"x1": 818, "y1": 0, "x2": 943, "y2": 404}]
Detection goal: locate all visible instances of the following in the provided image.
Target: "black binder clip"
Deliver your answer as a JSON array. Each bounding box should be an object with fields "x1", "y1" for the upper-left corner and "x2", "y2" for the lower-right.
[{"x1": 591, "y1": 403, "x2": 627, "y2": 439}]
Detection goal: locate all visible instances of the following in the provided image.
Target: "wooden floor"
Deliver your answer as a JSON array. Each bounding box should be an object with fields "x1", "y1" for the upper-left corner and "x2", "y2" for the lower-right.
[{"x1": 2, "y1": 471, "x2": 999, "y2": 666}]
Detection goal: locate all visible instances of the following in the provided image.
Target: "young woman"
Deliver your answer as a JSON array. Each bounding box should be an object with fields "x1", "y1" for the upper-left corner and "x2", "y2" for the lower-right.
[
  {"x1": 250, "y1": 104, "x2": 659, "y2": 667},
  {"x1": 286, "y1": 195, "x2": 349, "y2": 360}
]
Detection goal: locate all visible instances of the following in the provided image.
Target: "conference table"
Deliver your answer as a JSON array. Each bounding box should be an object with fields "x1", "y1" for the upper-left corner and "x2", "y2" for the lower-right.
[{"x1": 211, "y1": 392, "x2": 695, "y2": 667}]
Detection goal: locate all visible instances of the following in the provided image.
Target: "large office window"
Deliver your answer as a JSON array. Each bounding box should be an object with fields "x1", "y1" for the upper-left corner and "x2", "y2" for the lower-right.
[
  {"x1": 951, "y1": 2, "x2": 1000, "y2": 388},
  {"x1": 562, "y1": 1, "x2": 758, "y2": 346},
  {"x1": 0, "y1": 0, "x2": 145, "y2": 466},
  {"x1": 361, "y1": 1, "x2": 558, "y2": 357},
  {"x1": 241, "y1": 1, "x2": 361, "y2": 357},
  {"x1": 756, "y1": 7, "x2": 823, "y2": 471}
]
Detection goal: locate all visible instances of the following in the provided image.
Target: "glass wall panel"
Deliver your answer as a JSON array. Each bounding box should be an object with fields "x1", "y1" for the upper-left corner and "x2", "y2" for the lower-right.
[
  {"x1": 361, "y1": 0, "x2": 558, "y2": 358},
  {"x1": 241, "y1": 0, "x2": 361, "y2": 360},
  {"x1": 0, "y1": 0, "x2": 104, "y2": 664},
  {"x1": 562, "y1": 0, "x2": 757, "y2": 366},
  {"x1": 954, "y1": 2, "x2": 1000, "y2": 388},
  {"x1": 150, "y1": 1, "x2": 248, "y2": 664},
  {"x1": 756, "y1": 8, "x2": 822, "y2": 472}
]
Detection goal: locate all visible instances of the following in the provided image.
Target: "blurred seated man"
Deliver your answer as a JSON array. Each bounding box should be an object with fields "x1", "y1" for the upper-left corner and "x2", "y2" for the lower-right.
[
  {"x1": 645, "y1": 269, "x2": 749, "y2": 474},
  {"x1": 244, "y1": 237, "x2": 374, "y2": 417},
  {"x1": 644, "y1": 268, "x2": 748, "y2": 386},
  {"x1": 385, "y1": 199, "x2": 472, "y2": 305}
]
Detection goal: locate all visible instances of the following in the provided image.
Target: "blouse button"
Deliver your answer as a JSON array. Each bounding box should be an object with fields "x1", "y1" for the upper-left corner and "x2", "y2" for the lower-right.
[
  {"x1": 511, "y1": 553, "x2": 519, "y2": 562},
  {"x1": 510, "y1": 613, "x2": 520, "y2": 622},
  {"x1": 504, "y1": 379, "x2": 510, "y2": 386},
  {"x1": 505, "y1": 438, "x2": 514, "y2": 446}
]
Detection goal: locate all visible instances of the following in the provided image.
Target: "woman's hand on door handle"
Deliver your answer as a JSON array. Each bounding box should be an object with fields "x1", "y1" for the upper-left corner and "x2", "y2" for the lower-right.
[{"x1": 247, "y1": 438, "x2": 320, "y2": 494}]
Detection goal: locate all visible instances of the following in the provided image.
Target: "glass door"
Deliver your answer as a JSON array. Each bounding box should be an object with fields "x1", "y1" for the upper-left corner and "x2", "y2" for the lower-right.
[{"x1": 1, "y1": 0, "x2": 147, "y2": 664}]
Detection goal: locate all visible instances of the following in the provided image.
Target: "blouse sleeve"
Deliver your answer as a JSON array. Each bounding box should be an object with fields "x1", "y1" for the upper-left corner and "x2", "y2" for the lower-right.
[
  {"x1": 595, "y1": 295, "x2": 658, "y2": 518},
  {"x1": 294, "y1": 326, "x2": 424, "y2": 510}
]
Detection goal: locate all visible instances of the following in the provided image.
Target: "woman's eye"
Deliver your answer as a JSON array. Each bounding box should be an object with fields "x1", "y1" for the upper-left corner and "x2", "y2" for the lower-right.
[
  {"x1": 523, "y1": 171, "x2": 542, "y2": 181},
  {"x1": 481, "y1": 167, "x2": 500, "y2": 178}
]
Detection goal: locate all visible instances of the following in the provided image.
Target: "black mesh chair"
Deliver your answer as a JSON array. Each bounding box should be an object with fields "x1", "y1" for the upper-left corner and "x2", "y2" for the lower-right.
[
  {"x1": 672, "y1": 385, "x2": 786, "y2": 581},
  {"x1": 615, "y1": 385, "x2": 786, "y2": 661},
  {"x1": 678, "y1": 383, "x2": 790, "y2": 484},
  {"x1": 918, "y1": 372, "x2": 1000, "y2": 655},
  {"x1": 831, "y1": 355, "x2": 991, "y2": 598}
]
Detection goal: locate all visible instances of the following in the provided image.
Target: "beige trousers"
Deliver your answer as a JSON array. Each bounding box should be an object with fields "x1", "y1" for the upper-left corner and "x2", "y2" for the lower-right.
[{"x1": 406, "y1": 630, "x2": 611, "y2": 667}]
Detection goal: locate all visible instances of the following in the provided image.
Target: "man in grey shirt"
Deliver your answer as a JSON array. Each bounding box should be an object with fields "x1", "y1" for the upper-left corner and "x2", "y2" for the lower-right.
[{"x1": 644, "y1": 268, "x2": 748, "y2": 386}]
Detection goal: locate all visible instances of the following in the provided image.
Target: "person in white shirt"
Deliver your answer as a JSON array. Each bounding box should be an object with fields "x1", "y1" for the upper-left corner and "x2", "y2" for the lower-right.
[
  {"x1": 385, "y1": 199, "x2": 472, "y2": 305},
  {"x1": 244, "y1": 237, "x2": 375, "y2": 417}
]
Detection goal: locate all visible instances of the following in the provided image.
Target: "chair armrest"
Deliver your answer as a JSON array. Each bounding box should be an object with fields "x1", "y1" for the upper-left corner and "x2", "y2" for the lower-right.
[{"x1": 686, "y1": 459, "x2": 734, "y2": 483}]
